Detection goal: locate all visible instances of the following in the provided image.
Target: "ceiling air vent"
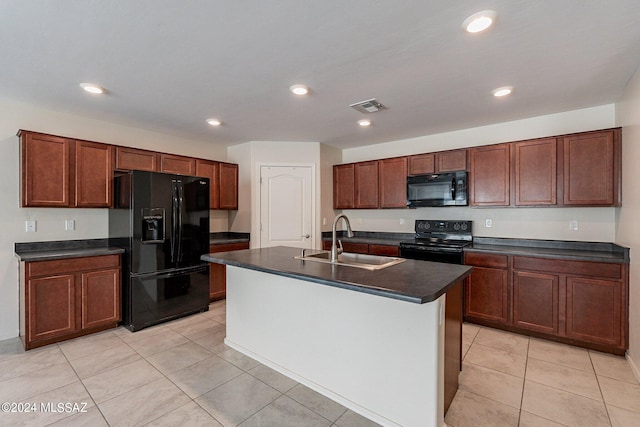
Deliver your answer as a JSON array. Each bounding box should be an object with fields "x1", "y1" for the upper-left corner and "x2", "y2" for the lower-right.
[{"x1": 349, "y1": 98, "x2": 388, "y2": 114}]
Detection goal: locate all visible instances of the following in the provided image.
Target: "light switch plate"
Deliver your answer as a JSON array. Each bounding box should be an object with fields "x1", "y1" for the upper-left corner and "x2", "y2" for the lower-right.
[
  {"x1": 25, "y1": 220, "x2": 36, "y2": 232},
  {"x1": 65, "y1": 220, "x2": 75, "y2": 231},
  {"x1": 485, "y1": 219, "x2": 493, "y2": 228},
  {"x1": 569, "y1": 220, "x2": 579, "y2": 231}
]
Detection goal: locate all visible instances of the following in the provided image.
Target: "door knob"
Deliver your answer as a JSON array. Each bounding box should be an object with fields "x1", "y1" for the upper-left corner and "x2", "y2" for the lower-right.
[{"x1": 302, "y1": 234, "x2": 310, "y2": 238}]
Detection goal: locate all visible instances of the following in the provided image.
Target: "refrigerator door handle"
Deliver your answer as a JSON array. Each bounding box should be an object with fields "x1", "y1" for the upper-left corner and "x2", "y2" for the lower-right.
[
  {"x1": 171, "y1": 180, "x2": 178, "y2": 263},
  {"x1": 177, "y1": 180, "x2": 184, "y2": 262}
]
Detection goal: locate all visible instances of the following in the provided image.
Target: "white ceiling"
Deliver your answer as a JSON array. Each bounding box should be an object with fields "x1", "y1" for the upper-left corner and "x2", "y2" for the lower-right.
[{"x1": 1, "y1": 1, "x2": 640, "y2": 149}]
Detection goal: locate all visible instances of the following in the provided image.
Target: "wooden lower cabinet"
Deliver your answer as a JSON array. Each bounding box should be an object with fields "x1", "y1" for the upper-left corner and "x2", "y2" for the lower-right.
[
  {"x1": 208, "y1": 242, "x2": 250, "y2": 300},
  {"x1": 513, "y1": 271, "x2": 559, "y2": 335},
  {"x1": 321, "y1": 241, "x2": 399, "y2": 256},
  {"x1": 21, "y1": 254, "x2": 121, "y2": 350},
  {"x1": 444, "y1": 281, "x2": 462, "y2": 414},
  {"x1": 464, "y1": 253, "x2": 509, "y2": 324},
  {"x1": 566, "y1": 276, "x2": 622, "y2": 347},
  {"x1": 465, "y1": 252, "x2": 628, "y2": 354}
]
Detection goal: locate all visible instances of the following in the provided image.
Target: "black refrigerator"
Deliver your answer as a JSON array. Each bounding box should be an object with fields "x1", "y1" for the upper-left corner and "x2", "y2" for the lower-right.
[{"x1": 109, "y1": 170, "x2": 210, "y2": 331}]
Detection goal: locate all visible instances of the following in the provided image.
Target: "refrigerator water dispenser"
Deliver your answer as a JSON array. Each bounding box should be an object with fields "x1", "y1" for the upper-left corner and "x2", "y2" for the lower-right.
[{"x1": 141, "y1": 208, "x2": 165, "y2": 243}]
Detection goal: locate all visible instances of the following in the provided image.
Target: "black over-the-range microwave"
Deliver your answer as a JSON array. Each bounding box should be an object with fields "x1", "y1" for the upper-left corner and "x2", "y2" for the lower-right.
[{"x1": 406, "y1": 171, "x2": 468, "y2": 207}]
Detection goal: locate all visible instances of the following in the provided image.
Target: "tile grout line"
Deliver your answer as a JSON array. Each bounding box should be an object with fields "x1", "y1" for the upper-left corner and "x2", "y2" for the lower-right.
[
  {"x1": 56, "y1": 342, "x2": 109, "y2": 426},
  {"x1": 590, "y1": 350, "x2": 614, "y2": 427}
]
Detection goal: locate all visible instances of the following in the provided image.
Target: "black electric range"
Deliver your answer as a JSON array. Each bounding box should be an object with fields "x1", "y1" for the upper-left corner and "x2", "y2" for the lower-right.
[{"x1": 399, "y1": 220, "x2": 472, "y2": 264}]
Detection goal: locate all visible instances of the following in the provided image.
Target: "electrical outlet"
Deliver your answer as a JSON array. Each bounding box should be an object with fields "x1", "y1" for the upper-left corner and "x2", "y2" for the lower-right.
[
  {"x1": 485, "y1": 218, "x2": 493, "y2": 228},
  {"x1": 322, "y1": 217, "x2": 327, "y2": 226},
  {"x1": 399, "y1": 218, "x2": 405, "y2": 225},
  {"x1": 65, "y1": 220, "x2": 75, "y2": 231},
  {"x1": 569, "y1": 220, "x2": 579, "y2": 231},
  {"x1": 25, "y1": 220, "x2": 36, "y2": 232}
]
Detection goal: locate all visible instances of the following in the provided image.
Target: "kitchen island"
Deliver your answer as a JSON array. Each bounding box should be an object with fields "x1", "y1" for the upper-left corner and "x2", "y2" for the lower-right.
[{"x1": 202, "y1": 246, "x2": 472, "y2": 427}]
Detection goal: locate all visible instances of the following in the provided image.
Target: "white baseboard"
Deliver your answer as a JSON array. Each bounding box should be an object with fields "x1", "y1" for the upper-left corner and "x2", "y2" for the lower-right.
[{"x1": 627, "y1": 352, "x2": 640, "y2": 383}]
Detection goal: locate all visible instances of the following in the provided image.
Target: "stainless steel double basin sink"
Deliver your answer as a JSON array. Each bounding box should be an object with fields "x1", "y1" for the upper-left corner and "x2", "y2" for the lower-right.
[{"x1": 294, "y1": 250, "x2": 406, "y2": 271}]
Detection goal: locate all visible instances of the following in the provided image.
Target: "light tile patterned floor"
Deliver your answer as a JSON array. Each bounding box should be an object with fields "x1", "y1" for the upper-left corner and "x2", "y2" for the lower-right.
[
  {"x1": 0, "y1": 301, "x2": 637, "y2": 426},
  {"x1": 447, "y1": 323, "x2": 640, "y2": 427}
]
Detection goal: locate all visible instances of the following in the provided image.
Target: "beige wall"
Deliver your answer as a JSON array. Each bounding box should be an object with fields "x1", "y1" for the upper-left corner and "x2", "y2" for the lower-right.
[
  {"x1": 228, "y1": 141, "x2": 325, "y2": 248},
  {"x1": 615, "y1": 65, "x2": 640, "y2": 377},
  {"x1": 0, "y1": 98, "x2": 227, "y2": 340},
  {"x1": 340, "y1": 104, "x2": 618, "y2": 242}
]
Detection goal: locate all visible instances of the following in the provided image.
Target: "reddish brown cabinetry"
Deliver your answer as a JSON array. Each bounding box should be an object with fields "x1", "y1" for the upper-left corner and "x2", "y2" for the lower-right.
[
  {"x1": 333, "y1": 164, "x2": 355, "y2": 209},
  {"x1": 161, "y1": 153, "x2": 196, "y2": 175},
  {"x1": 321, "y1": 240, "x2": 398, "y2": 256},
  {"x1": 469, "y1": 143, "x2": 510, "y2": 206},
  {"x1": 561, "y1": 129, "x2": 621, "y2": 206},
  {"x1": 408, "y1": 149, "x2": 468, "y2": 175},
  {"x1": 20, "y1": 131, "x2": 113, "y2": 208},
  {"x1": 513, "y1": 270, "x2": 559, "y2": 334},
  {"x1": 378, "y1": 157, "x2": 407, "y2": 208},
  {"x1": 513, "y1": 138, "x2": 557, "y2": 206},
  {"x1": 115, "y1": 146, "x2": 160, "y2": 172},
  {"x1": 196, "y1": 160, "x2": 220, "y2": 209},
  {"x1": 219, "y1": 163, "x2": 239, "y2": 210},
  {"x1": 74, "y1": 140, "x2": 114, "y2": 208},
  {"x1": 208, "y1": 242, "x2": 250, "y2": 300},
  {"x1": 464, "y1": 253, "x2": 509, "y2": 323},
  {"x1": 466, "y1": 251, "x2": 628, "y2": 354},
  {"x1": 20, "y1": 131, "x2": 71, "y2": 207},
  {"x1": 21, "y1": 254, "x2": 121, "y2": 350},
  {"x1": 355, "y1": 161, "x2": 379, "y2": 208}
]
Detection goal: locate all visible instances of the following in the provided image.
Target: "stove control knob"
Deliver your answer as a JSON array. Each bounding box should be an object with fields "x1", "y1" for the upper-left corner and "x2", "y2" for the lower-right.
[
  {"x1": 423, "y1": 222, "x2": 430, "y2": 230},
  {"x1": 461, "y1": 223, "x2": 468, "y2": 231},
  {"x1": 453, "y1": 223, "x2": 461, "y2": 231}
]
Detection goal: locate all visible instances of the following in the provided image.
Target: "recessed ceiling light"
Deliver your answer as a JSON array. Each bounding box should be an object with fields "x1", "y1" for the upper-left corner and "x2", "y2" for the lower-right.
[
  {"x1": 492, "y1": 86, "x2": 513, "y2": 97},
  {"x1": 357, "y1": 119, "x2": 372, "y2": 127},
  {"x1": 79, "y1": 83, "x2": 105, "y2": 94},
  {"x1": 462, "y1": 10, "x2": 497, "y2": 33},
  {"x1": 206, "y1": 118, "x2": 222, "y2": 127},
  {"x1": 289, "y1": 84, "x2": 309, "y2": 96}
]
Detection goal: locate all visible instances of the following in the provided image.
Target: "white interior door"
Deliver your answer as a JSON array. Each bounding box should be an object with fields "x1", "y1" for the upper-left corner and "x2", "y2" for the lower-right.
[{"x1": 260, "y1": 166, "x2": 313, "y2": 249}]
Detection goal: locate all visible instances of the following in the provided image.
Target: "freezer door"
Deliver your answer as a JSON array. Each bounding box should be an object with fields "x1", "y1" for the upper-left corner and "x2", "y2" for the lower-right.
[{"x1": 127, "y1": 266, "x2": 209, "y2": 331}]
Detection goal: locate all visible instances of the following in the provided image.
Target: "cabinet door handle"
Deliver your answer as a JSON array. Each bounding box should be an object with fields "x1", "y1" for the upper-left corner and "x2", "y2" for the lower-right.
[{"x1": 302, "y1": 234, "x2": 310, "y2": 238}]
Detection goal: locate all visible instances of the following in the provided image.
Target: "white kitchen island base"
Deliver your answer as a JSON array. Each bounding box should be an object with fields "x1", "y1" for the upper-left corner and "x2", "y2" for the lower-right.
[{"x1": 224, "y1": 266, "x2": 446, "y2": 427}]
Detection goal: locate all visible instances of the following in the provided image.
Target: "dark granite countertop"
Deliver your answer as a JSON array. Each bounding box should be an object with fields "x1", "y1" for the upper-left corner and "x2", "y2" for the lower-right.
[
  {"x1": 202, "y1": 246, "x2": 472, "y2": 304},
  {"x1": 466, "y1": 237, "x2": 629, "y2": 264},
  {"x1": 15, "y1": 239, "x2": 124, "y2": 262},
  {"x1": 210, "y1": 232, "x2": 250, "y2": 245}
]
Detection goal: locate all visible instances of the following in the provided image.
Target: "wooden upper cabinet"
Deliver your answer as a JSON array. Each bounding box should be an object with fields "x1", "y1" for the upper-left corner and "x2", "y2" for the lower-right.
[
  {"x1": 513, "y1": 138, "x2": 557, "y2": 206},
  {"x1": 355, "y1": 160, "x2": 379, "y2": 208},
  {"x1": 561, "y1": 129, "x2": 621, "y2": 206},
  {"x1": 437, "y1": 149, "x2": 468, "y2": 172},
  {"x1": 408, "y1": 153, "x2": 435, "y2": 175},
  {"x1": 196, "y1": 159, "x2": 220, "y2": 209},
  {"x1": 115, "y1": 146, "x2": 159, "y2": 172},
  {"x1": 74, "y1": 140, "x2": 114, "y2": 208},
  {"x1": 333, "y1": 164, "x2": 355, "y2": 209},
  {"x1": 20, "y1": 131, "x2": 71, "y2": 207},
  {"x1": 408, "y1": 149, "x2": 467, "y2": 175},
  {"x1": 219, "y1": 162, "x2": 239, "y2": 210},
  {"x1": 379, "y1": 157, "x2": 407, "y2": 208},
  {"x1": 469, "y1": 143, "x2": 510, "y2": 206},
  {"x1": 161, "y1": 153, "x2": 196, "y2": 175}
]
